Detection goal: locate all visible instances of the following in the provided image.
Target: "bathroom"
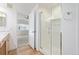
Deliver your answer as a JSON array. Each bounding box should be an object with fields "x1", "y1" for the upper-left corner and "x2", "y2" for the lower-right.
[{"x1": 0, "y1": 3, "x2": 79, "y2": 55}]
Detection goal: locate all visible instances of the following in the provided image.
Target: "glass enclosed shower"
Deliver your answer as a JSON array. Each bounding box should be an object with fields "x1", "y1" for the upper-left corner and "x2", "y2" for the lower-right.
[
  {"x1": 39, "y1": 4, "x2": 62, "y2": 55},
  {"x1": 39, "y1": 13, "x2": 61, "y2": 55}
]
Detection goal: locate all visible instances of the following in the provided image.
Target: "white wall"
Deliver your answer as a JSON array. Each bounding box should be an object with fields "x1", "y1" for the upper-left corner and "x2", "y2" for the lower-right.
[
  {"x1": 61, "y1": 3, "x2": 78, "y2": 55},
  {"x1": 77, "y1": 4, "x2": 79, "y2": 54},
  {"x1": 0, "y1": 3, "x2": 17, "y2": 50}
]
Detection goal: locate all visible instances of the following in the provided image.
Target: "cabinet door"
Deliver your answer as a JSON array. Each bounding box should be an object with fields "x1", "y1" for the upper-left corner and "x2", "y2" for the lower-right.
[{"x1": 0, "y1": 42, "x2": 6, "y2": 55}]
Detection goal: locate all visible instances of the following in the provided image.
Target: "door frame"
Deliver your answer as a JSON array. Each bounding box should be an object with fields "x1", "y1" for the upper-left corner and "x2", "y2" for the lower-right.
[
  {"x1": 29, "y1": 11, "x2": 37, "y2": 49},
  {"x1": 34, "y1": 11, "x2": 36, "y2": 49}
]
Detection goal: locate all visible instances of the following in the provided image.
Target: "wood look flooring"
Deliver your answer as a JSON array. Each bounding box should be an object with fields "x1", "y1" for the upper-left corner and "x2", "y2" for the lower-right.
[
  {"x1": 8, "y1": 49, "x2": 17, "y2": 55},
  {"x1": 8, "y1": 45, "x2": 43, "y2": 55}
]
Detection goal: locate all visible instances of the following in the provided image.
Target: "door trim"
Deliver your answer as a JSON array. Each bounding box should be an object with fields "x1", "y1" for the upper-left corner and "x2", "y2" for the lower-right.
[{"x1": 34, "y1": 11, "x2": 36, "y2": 49}]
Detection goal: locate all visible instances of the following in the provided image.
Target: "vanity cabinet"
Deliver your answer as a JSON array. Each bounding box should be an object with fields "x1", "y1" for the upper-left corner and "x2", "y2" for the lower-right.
[
  {"x1": 0, "y1": 42, "x2": 6, "y2": 55},
  {"x1": 0, "y1": 33, "x2": 9, "y2": 55}
]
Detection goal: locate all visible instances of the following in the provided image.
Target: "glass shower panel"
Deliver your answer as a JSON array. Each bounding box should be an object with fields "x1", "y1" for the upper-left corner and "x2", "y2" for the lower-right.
[
  {"x1": 51, "y1": 19, "x2": 61, "y2": 55},
  {"x1": 39, "y1": 13, "x2": 61, "y2": 55},
  {"x1": 40, "y1": 12, "x2": 51, "y2": 54}
]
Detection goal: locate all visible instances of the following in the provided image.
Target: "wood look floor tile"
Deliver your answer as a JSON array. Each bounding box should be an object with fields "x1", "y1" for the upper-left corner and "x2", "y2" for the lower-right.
[{"x1": 8, "y1": 45, "x2": 43, "y2": 55}]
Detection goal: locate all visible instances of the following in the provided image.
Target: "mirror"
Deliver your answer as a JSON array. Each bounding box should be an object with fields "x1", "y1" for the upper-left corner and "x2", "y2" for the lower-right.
[{"x1": 0, "y1": 11, "x2": 6, "y2": 27}]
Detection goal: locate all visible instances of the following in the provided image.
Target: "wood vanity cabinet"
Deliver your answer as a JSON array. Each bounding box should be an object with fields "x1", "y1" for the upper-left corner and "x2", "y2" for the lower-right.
[
  {"x1": 0, "y1": 42, "x2": 6, "y2": 55},
  {"x1": 0, "y1": 34, "x2": 9, "y2": 55}
]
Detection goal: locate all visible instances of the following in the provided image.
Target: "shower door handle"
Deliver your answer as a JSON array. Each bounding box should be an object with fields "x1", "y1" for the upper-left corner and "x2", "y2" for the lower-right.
[{"x1": 60, "y1": 32, "x2": 62, "y2": 55}]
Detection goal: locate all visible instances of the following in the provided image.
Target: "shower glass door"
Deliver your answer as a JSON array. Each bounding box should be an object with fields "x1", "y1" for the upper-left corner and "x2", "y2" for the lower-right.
[
  {"x1": 51, "y1": 19, "x2": 61, "y2": 55},
  {"x1": 39, "y1": 12, "x2": 61, "y2": 55},
  {"x1": 39, "y1": 12, "x2": 51, "y2": 55}
]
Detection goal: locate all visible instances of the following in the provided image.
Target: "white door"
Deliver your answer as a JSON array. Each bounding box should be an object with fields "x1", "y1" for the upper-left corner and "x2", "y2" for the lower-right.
[{"x1": 29, "y1": 11, "x2": 36, "y2": 49}]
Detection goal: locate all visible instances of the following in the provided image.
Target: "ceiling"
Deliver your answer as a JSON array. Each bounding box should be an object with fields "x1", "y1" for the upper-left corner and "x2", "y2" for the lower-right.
[
  {"x1": 12, "y1": 3, "x2": 59, "y2": 16},
  {"x1": 39, "y1": 3, "x2": 59, "y2": 8},
  {"x1": 13, "y1": 3, "x2": 36, "y2": 15}
]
